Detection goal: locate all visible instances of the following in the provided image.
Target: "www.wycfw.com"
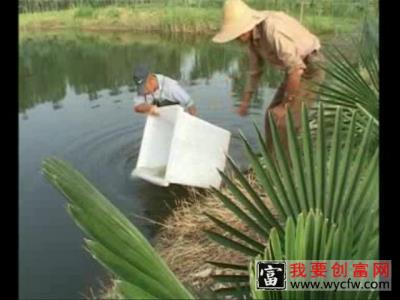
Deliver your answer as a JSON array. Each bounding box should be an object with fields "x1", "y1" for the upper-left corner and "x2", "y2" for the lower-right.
[{"x1": 288, "y1": 279, "x2": 390, "y2": 291}]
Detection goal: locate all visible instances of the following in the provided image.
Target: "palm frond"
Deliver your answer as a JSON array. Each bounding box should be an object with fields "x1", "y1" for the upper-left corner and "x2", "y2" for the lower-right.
[
  {"x1": 42, "y1": 158, "x2": 195, "y2": 300},
  {"x1": 249, "y1": 210, "x2": 379, "y2": 299},
  {"x1": 207, "y1": 103, "x2": 378, "y2": 296},
  {"x1": 311, "y1": 18, "x2": 379, "y2": 143}
]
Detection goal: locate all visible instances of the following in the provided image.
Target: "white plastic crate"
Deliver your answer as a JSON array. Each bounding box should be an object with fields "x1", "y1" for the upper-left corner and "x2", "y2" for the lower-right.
[{"x1": 132, "y1": 106, "x2": 231, "y2": 188}]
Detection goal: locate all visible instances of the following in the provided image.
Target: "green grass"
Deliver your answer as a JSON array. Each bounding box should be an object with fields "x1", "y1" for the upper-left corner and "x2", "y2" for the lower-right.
[
  {"x1": 19, "y1": 5, "x2": 365, "y2": 35},
  {"x1": 303, "y1": 15, "x2": 360, "y2": 35},
  {"x1": 104, "y1": 7, "x2": 121, "y2": 19},
  {"x1": 73, "y1": 6, "x2": 96, "y2": 18}
]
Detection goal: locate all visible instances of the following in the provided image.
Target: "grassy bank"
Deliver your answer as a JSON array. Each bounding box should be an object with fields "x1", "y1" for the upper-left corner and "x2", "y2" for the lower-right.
[
  {"x1": 96, "y1": 172, "x2": 279, "y2": 298},
  {"x1": 19, "y1": 5, "x2": 362, "y2": 35},
  {"x1": 19, "y1": 6, "x2": 220, "y2": 33}
]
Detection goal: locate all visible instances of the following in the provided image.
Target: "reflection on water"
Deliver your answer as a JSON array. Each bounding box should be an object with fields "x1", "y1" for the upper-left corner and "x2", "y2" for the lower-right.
[
  {"x1": 19, "y1": 31, "x2": 283, "y2": 299},
  {"x1": 19, "y1": 32, "x2": 283, "y2": 115}
]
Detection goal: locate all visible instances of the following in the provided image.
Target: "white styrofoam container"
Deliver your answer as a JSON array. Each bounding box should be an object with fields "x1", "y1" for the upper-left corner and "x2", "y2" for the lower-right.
[{"x1": 132, "y1": 106, "x2": 231, "y2": 188}]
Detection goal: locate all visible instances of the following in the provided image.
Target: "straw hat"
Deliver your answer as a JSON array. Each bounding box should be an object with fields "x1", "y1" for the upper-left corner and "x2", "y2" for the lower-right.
[{"x1": 212, "y1": 0, "x2": 266, "y2": 43}]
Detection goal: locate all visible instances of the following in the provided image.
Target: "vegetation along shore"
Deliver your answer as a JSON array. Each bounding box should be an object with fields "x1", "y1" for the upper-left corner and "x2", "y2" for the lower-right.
[{"x1": 19, "y1": 0, "x2": 377, "y2": 35}]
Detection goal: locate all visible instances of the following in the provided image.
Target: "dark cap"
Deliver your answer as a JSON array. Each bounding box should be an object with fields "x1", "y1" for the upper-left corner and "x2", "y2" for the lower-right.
[{"x1": 133, "y1": 64, "x2": 150, "y2": 96}]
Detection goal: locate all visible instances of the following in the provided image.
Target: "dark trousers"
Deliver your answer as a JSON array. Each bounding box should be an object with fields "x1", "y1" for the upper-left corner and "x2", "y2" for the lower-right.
[
  {"x1": 264, "y1": 51, "x2": 326, "y2": 155},
  {"x1": 154, "y1": 99, "x2": 179, "y2": 107}
]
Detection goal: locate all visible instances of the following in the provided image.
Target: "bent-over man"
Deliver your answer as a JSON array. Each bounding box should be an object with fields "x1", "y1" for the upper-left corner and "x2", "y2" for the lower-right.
[{"x1": 212, "y1": 0, "x2": 325, "y2": 152}]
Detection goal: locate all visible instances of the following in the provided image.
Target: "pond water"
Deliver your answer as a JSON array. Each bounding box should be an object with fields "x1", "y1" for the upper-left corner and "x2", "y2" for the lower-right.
[{"x1": 18, "y1": 31, "x2": 331, "y2": 299}]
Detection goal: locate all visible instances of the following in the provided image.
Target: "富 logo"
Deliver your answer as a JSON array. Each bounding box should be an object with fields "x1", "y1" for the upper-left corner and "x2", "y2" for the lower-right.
[{"x1": 256, "y1": 261, "x2": 286, "y2": 290}]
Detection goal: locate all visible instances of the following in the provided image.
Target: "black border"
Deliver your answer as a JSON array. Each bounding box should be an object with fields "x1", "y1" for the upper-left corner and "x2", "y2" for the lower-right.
[
  {"x1": 11, "y1": 0, "x2": 19, "y2": 299},
  {"x1": 14, "y1": 0, "x2": 397, "y2": 299},
  {"x1": 380, "y1": 0, "x2": 398, "y2": 299}
]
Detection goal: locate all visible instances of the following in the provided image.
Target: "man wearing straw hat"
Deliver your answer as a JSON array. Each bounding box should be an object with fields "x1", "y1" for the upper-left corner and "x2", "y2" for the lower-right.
[{"x1": 213, "y1": 0, "x2": 325, "y2": 150}]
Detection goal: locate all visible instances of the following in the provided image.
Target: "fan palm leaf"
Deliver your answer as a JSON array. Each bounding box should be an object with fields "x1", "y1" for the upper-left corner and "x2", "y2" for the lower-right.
[
  {"x1": 310, "y1": 17, "x2": 379, "y2": 144},
  {"x1": 249, "y1": 210, "x2": 378, "y2": 300},
  {"x1": 206, "y1": 103, "x2": 378, "y2": 297},
  {"x1": 42, "y1": 158, "x2": 195, "y2": 300}
]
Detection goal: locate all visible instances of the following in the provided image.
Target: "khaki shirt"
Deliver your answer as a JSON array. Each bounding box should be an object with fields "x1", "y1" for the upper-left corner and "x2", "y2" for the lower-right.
[{"x1": 245, "y1": 11, "x2": 321, "y2": 93}]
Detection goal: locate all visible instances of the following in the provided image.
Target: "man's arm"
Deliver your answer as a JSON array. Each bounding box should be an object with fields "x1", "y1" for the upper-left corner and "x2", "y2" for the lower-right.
[
  {"x1": 171, "y1": 83, "x2": 197, "y2": 116},
  {"x1": 187, "y1": 105, "x2": 197, "y2": 116},
  {"x1": 237, "y1": 91, "x2": 253, "y2": 116},
  {"x1": 133, "y1": 94, "x2": 159, "y2": 116},
  {"x1": 133, "y1": 103, "x2": 159, "y2": 116},
  {"x1": 238, "y1": 46, "x2": 264, "y2": 116}
]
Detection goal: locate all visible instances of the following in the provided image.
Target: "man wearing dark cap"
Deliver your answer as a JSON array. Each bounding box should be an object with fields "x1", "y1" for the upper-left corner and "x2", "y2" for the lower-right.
[{"x1": 132, "y1": 65, "x2": 197, "y2": 116}]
